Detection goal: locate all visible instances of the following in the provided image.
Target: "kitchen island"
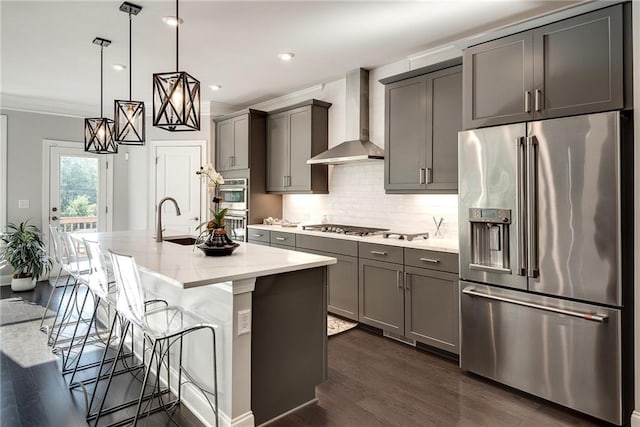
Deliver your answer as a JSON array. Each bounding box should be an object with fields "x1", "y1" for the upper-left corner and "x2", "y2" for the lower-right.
[{"x1": 89, "y1": 230, "x2": 337, "y2": 427}]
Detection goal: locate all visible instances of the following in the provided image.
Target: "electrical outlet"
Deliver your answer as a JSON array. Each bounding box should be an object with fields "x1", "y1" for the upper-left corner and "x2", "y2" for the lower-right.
[
  {"x1": 237, "y1": 309, "x2": 251, "y2": 336},
  {"x1": 18, "y1": 200, "x2": 29, "y2": 209}
]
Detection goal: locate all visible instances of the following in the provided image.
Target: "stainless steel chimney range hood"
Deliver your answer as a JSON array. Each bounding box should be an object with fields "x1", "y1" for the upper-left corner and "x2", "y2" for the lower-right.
[{"x1": 307, "y1": 68, "x2": 384, "y2": 165}]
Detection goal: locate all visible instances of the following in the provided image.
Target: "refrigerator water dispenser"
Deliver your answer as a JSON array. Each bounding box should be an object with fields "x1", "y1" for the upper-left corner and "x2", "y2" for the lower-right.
[{"x1": 468, "y1": 208, "x2": 511, "y2": 273}]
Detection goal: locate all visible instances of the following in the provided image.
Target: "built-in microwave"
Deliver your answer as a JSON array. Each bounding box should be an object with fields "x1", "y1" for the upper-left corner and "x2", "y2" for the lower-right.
[{"x1": 218, "y1": 178, "x2": 247, "y2": 212}]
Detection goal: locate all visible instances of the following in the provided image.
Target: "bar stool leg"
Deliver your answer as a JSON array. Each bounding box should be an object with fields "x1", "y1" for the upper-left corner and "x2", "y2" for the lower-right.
[
  {"x1": 132, "y1": 338, "x2": 157, "y2": 426},
  {"x1": 86, "y1": 313, "x2": 119, "y2": 418},
  {"x1": 40, "y1": 267, "x2": 63, "y2": 330}
]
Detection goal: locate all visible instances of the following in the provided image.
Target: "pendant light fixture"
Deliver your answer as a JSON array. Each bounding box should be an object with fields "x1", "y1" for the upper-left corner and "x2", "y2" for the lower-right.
[
  {"x1": 85, "y1": 37, "x2": 117, "y2": 154},
  {"x1": 114, "y1": 2, "x2": 145, "y2": 145},
  {"x1": 152, "y1": 0, "x2": 200, "y2": 131}
]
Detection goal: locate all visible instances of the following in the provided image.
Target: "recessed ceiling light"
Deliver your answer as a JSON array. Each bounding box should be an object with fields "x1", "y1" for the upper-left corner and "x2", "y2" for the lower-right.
[
  {"x1": 209, "y1": 85, "x2": 222, "y2": 91},
  {"x1": 112, "y1": 64, "x2": 126, "y2": 71},
  {"x1": 162, "y1": 16, "x2": 184, "y2": 26},
  {"x1": 277, "y1": 52, "x2": 295, "y2": 62}
]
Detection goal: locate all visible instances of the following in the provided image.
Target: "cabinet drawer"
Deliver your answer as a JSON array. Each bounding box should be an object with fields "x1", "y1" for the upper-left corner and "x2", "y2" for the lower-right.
[
  {"x1": 405, "y1": 248, "x2": 458, "y2": 273},
  {"x1": 248, "y1": 229, "x2": 271, "y2": 244},
  {"x1": 296, "y1": 234, "x2": 358, "y2": 257},
  {"x1": 359, "y1": 242, "x2": 403, "y2": 264},
  {"x1": 270, "y1": 231, "x2": 296, "y2": 247}
]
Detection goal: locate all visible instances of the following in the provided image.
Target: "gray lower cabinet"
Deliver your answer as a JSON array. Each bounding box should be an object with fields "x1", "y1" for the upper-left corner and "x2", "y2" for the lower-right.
[
  {"x1": 404, "y1": 266, "x2": 459, "y2": 353},
  {"x1": 266, "y1": 100, "x2": 331, "y2": 194},
  {"x1": 358, "y1": 258, "x2": 404, "y2": 334},
  {"x1": 248, "y1": 229, "x2": 270, "y2": 246},
  {"x1": 296, "y1": 235, "x2": 359, "y2": 321},
  {"x1": 463, "y1": 4, "x2": 625, "y2": 129},
  {"x1": 383, "y1": 63, "x2": 461, "y2": 194},
  {"x1": 214, "y1": 109, "x2": 266, "y2": 172}
]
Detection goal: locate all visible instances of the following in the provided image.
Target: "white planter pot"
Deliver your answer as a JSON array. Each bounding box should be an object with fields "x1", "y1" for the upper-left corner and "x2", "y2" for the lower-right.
[{"x1": 11, "y1": 276, "x2": 36, "y2": 292}]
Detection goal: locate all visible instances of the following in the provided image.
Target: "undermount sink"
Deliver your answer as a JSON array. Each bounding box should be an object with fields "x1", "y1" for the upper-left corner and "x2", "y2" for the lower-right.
[{"x1": 164, "y1": 236, "x2": 197, "y2": 246}]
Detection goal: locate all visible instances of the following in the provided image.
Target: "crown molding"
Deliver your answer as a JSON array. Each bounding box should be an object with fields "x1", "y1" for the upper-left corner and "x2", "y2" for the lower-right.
[
  {"x1": 0, "y1": 92, "x2": 211, "y2": 118},
  {"x1": 249, "y1": 84, "x2": 325, "y2": 112}
]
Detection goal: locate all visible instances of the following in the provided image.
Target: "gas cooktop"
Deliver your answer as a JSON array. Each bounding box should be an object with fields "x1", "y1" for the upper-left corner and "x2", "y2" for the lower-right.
[{"x1": 302, "y1": 224, "x2": 389, "y2": 237}]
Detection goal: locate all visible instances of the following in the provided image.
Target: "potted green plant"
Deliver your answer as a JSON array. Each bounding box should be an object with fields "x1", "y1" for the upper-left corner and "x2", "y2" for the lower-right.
[{"x1": 1, "y1": 220, "x2": 52, "y2": 291}]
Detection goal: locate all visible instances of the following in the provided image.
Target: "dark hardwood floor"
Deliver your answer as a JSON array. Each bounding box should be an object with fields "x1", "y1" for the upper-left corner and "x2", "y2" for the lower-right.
[{"x1": 1, "y1": 282, "x2": 608, "y2": 427}]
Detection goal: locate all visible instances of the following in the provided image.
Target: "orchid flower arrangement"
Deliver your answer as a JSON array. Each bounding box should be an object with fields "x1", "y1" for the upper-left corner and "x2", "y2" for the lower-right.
[{"x1": 196, "y1": 164, "x2": 227, "y2": 229}]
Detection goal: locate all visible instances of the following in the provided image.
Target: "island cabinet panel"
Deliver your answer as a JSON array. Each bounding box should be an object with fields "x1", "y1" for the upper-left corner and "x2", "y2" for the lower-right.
[
  {"x1": 404, "y1": 266, "x2": 459, "y2": 353},
  {"x1": 463, "y1": 4, "x2": 625, "y2": 129},
  {"x1": 297, "y1": 235, "x2": 359, "y2": 320},
  {"x1": 383, "y1": 64, "x2": 461, "y2": 194},
  {"x1": 252, "y1": 267, "x2": 328, "y2": 425},
  {"x1": 214, "y1": 110, "x2": 264, "y2": 172},
  {"x1": 266, "y1": 100, "x2": 331, "y2": 194},
  {"x1": 358, "y1": 258, "x2": 404, "y2": 334},
  {"x1": 247, "y1": 229, "x2": 270, "y2": 245}
]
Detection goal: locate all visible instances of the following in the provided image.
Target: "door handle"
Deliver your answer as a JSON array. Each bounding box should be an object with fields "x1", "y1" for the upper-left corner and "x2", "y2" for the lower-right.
[
  {"x1": 524, "y1": 91, "x2": 531, "y2": 113},
  {"x1": 419, "y1": 257, "x2": 440, "y2": 264},
  {"x1": 462, "y1": 287, "x2": 608, "y2": 323},
  {"x1": 52, "y1": 207, "x2": 58, "y2": 212},
  {"x1": 419, "y1": 168, "x2": 425, "y2": 185},
  {"x1": 534, "y1": 89, "x2": 542, "y2": 112},
  {"x1": 426, "y1": 168, "x2": 433, "y2": 184},
  {"x1": 190, "y1": 217, "x2": 199, "y2": 221},
  {"x1": 526, "y1": 136, "x2": 538, "y2": 278},
  {"x1": 275, "y1": 237, "x2": 286, "y2": 241},
  {"x1": 396, "y1": 270, "x2": 402, "y2": 289},
  {"x1": 370, "y1": 250, "x2": 387, "y2": 256},
  {"x1": 51, "y1": 216, "x2": 59, "y2": 221},
  {"x1": 404, "y1": 272, "x2": 410, "y2": 290},
  {"x1": 516, "y1": 137, "x2": 527, "y2": 276},
  {"x1": 282, "y1": 176, "x2": 287, "y2": 187}
]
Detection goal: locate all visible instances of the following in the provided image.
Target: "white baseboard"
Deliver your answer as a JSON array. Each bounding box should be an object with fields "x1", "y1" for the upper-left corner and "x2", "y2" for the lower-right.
[
  {"x1": 0, "y1": 273, "x2": 12, "y2": 286},
  {"x1": 631, "y1": 410, "x2": 640, "y2": 427}
]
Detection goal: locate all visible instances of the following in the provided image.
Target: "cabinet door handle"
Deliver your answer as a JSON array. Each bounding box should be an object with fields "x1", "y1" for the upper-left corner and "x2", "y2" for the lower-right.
[
  {"x1": 426, "y1": 168, "x2": 433, "y2": 184},
  {"x1": 370, "y1": 250, "x2": 388, "y2": 256},
  {"x1": 420, "y1": 257, "x2": 440, "y2": 264},
  {"x1": 252, "y1": 234, "x2": 263, "y2": 238},
  {"x1": 275, "y1": 237, "x2": 286, "y2": 241},
  {"x1": 525, "y1": 91, "x2": 531, "y2": 113},
  {"x1": 405, "y1": 272, "x2": 410, "y2": 290},
  {"x1": 396, "y1": 270, "x2": 402, "y2": 289},
  {"x1": 419, "y1": 168, "x2": 425, "y2": 185},
  {"x1": 282, "y1": 176, "x2": 287, "y2": 187},
  {"x1": 534, "y1": 89, "x2": 542, "y2": 112}
]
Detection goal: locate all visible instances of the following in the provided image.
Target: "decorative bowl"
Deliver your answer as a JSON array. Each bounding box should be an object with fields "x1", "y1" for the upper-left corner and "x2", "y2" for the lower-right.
[{"x1": 197, "y1": 242, "x2": 239, "y2": 256}]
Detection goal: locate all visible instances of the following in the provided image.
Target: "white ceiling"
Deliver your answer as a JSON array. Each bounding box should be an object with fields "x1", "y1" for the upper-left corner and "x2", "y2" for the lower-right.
[{"x1": 1, "y1": 0, "x2": 582, "y2": 116}]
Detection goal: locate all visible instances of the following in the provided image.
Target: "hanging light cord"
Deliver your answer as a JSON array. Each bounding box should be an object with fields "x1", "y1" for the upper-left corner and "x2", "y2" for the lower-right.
[
  {"x1": 175, "y1": 0, "x2": 179, "y2": 72},
  {"x1": 129, "y1": 12, "x2": 132, "y2": 101},
  {"x1": 100, "y1": 44, "x2": 104, "y2": 117}
]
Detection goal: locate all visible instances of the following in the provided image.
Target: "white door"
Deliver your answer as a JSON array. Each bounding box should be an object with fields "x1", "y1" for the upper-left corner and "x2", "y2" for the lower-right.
[
  {"x1": 153, "y1": 144, "x2": 203, "y2": 235},
  {"x1": 45, "y1": 141, "x2": 112, "y2": 235}
]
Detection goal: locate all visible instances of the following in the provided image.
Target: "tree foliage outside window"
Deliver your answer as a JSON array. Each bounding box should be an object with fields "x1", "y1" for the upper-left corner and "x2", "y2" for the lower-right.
[{"x1": 60, "y1": 156, "x2": 98, "y2": 217}]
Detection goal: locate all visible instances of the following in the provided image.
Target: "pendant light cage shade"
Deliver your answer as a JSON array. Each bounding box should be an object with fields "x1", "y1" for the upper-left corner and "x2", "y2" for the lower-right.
[
  {"x1": 85, "y1": 117, "x2": 117, "y2": 154},
  {"x1": 152, "y1": 71, "x2": 200, "y2": 131},
  {"x1": 114, "y1": 100, "x2": 145, "y2": 144}
]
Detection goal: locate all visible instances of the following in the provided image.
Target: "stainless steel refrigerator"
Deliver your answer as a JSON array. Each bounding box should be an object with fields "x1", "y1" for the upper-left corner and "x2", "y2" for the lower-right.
[{"x1": 458, "y1": 111, "x2": 633, "y2": 425}]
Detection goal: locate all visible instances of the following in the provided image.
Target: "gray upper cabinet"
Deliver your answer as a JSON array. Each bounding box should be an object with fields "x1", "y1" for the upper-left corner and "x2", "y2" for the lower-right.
[
  {"x1": 463, "y1": 32, "x2": 534, "y2": 129},
  {"x1": 383, "y1": 62, "x2": 462, "y2": 194},
  {"x1": 266, "y1": 100, "x2": 331, "y2": 194},
  {"x1": 214, "y1": 110, "x2": 265, "y2": 172},
  {"x1": 463, "y1": 4, "x2": 624, "y2": 129},
  {"x1": 532, "y1": 5, "x2": 623, "y2": 120}
]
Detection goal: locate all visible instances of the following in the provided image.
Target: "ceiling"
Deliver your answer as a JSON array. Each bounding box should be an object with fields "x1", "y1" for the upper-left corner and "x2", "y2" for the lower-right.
[{"x1": 1, "y1": 1, "x2": 582, "y2": 116}]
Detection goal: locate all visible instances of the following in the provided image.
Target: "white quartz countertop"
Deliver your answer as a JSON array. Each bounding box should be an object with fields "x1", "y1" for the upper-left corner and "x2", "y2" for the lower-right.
[
  {"x1": 87, "y1": 231, "x2": 337, "y2": 289},
  {"x1": 247, "y1": 224, "x2": 459, "y2": 254}
]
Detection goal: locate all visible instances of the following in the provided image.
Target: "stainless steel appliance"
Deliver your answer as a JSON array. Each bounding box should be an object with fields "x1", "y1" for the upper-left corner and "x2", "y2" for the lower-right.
[
  {"x1": 458, "y1": 111, "x2": 633, "y2": 425},
  {"x1": 301, "y1": 224, "x2": 388, "y2": 236},
  {"x1": 219, "y1": 178, "x2": 248, "y2": 242},
  {"x1": 381, "y1": 231, "x2": 429, "y2": 241}
]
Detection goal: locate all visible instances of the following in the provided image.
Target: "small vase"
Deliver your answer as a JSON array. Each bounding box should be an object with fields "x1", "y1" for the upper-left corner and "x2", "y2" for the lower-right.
[
  {"x1": 11, "y1": 276, "x2": 36, "y2": 292},
  {"x1": 204, "y1": 228, "x2": 234, "y2": 247}
]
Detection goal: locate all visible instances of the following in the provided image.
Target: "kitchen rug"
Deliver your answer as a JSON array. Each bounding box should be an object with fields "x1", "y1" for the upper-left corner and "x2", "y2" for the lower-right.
[{"x1": 328, "y1": 314, "x2": 357, "y2": 336}]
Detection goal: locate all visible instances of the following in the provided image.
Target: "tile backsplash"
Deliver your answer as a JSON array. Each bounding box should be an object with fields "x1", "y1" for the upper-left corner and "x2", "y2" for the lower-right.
[{"x1": 283, "y1": 161, "x2": 459, "y2": 240}]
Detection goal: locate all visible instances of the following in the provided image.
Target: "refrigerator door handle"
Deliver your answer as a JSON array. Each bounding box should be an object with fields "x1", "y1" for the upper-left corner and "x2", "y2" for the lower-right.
[
  {"x1": 516, "y1": 137, "x2": 527, "y2": 276},
  {"x1": 526, "y1": 136, "x2": 539, "y2": 278},
  {"x1": 462, "y1": 287, "x2": 609, "y2": 323}
]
